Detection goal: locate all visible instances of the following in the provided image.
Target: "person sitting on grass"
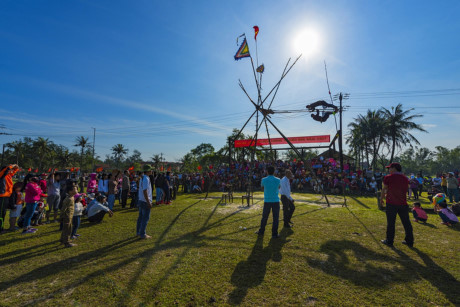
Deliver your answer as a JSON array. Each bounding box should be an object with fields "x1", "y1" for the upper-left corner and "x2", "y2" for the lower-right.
[
  {"x1": 192, "y1": 184, "x2": 202, "y2": 193},
  {"x1": 434, "y1": 201, "x2": 459, "y2": 226},
  {"x1": 88, "y1": 194, "x2": 113, "y2": 223},
  {"x1": 412, "y1": 202, "x2": 428, "y2": 223},
  {"x1": 71, "y1": 194, "x2": 84, "y2": 239}
]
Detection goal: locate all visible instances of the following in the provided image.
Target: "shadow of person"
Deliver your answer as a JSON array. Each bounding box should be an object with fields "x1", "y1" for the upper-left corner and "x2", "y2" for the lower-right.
[
  {"x1": 307, "y1": 240, "x2": 460, "y2": 305},
  {"x1": 228, "y1": 228, "x2": 293, "y2": 305},
  {"x1": 307, "y1": 240, "x2": 413, "y2": 287},
  {"x1": 395, "y1": 247, "x2": 460, "y2": 305}
]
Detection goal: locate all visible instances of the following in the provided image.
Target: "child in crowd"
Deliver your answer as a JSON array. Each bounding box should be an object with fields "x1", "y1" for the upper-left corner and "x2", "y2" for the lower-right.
[
  {"x1": 435, "y1": 201, "x2": 459, "y2": 226},
  {"x1": 31, "y1": 201, "x2": 46, "y2": 226},
  {"x1": 411, "y1": 202, "x2": 428, "y2": 223},
  {"x1": 8, "y1": 182, "x2": 24, "y2": 231},
  {"x1": 71, "y1": 194, "x2": 84, "y2": 239}
]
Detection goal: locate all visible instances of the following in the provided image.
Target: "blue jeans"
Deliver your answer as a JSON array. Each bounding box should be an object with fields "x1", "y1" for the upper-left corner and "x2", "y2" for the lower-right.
[
  {"x1": 24, "y1": 202, "x2": 38, "y2": 229},
  {"x1": 71, "y1": 215, "x2": 81, "y2": 237},
  {"x1": 258, "y1": 202, "x2": 280, "y2": 237},
  {"x1": 155, "y1": 188, "x2": 163, "y2": 203},
  {"x1": 108, "y1": 194, "x2": 116, "y2": 210},
  {"x1": 136, "y1": 201, "x2": 151, "y2": 237}
]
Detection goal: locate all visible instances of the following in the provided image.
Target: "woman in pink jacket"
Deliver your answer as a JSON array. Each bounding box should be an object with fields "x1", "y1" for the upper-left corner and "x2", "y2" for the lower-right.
[
  {"x1": 23, "y1": 177, "x2": 45, "y2": 234},
  {"x1": 87, "y1": 173, "x2": 98, "y2": 194}
]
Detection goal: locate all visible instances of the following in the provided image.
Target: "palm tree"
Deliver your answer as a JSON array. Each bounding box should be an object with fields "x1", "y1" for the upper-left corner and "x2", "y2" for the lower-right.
[
  {"x1": 33, "y1": 137, "x2": 51, "y2": 171},
  {"x1": 112, "y1": 144, "x2": 128, "y2": 168},
  {"x1": 6, "y1": 140, "x2": 25, "y2": 165},
  {"x1": 74, "y1": 136, "x2": 89, "y2": 171},
  {"x1": 347, "y1": 110, "x2": 387, "y2": 169},
  {"x1": 380, "y1": 104, "x2": 427, "y2": 163},
  {"x1": 56, "y1": 145, "x2": 71, "y2": 169},
  {"x1": 151, "y1": 154, "x2": 161, "y2": 170}
]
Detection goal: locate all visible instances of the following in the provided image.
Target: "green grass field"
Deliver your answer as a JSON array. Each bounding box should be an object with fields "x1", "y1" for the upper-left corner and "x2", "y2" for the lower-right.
[{"x1": 0, "y1": 192, "x2": 459, "y2": 306}]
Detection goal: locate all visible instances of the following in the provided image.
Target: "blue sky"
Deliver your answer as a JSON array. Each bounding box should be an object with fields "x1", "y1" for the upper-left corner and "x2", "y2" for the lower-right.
[{"x1": 1, "y1": 0, "x2": 459, "y2": 161}]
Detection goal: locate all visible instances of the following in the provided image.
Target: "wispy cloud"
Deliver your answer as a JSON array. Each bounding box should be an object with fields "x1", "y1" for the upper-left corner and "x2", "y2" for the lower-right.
[
  {"x1": 26, "y1": 79, "x2": 232, "y2": 134},
  {"x1": 421, "y1": 124, "x2": 437, "y2": 128}
]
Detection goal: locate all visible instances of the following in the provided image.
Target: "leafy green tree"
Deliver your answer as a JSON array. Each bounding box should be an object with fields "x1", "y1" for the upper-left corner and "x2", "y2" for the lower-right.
[
  {"x1": 112, "y1": 144, "x2": 128, "y2": 168},
  {"x1": 74, "y1": 136, "x2": 89, "y2": 171},
  {"x1": 6, "y1": 140, "x2": 25, "y2": 165},
  {"x1": 33, "y1": 137, "x2": 52, "y2": 171},
  {"x1": 380, "y1": 104, "x2": 426, "y2": 163}
]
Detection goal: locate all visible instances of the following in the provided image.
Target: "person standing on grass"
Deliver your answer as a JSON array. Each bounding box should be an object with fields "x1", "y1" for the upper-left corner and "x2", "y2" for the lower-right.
[
  {"x1": 23, "y1": 177, "x2": 46, "y2": 234},
  {"x1": 0, "y1": 164, "x2": 19, "y2": 233},
  {"x1": 137, "y1": 165, "x2": 153, "y2": 239},
  {"x1": 121, "y1": 170, "x2": 130, "y2": 208},
  {"x1": 61, "y1": 184, "x2": 78, "y2": 247},
  {"x1": 446, "y1": 172, "x2": 459, "y2": 203},
  {"x1": 380, "y1": 162, "x2": 413, "y2": 248},
  {"x1": 46, "y1": 170, "x2": 61, "y2": 223},
  {"x1": 256, "y1": 166, "x2": 281, "y2": 238},
  {"x1": 279, "y1": 169, "x2": 295, "y2": 228}
]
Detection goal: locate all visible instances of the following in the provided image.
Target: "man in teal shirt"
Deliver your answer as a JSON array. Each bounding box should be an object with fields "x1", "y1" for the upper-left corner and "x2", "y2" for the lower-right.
[{"x1": 256, "y1": 166, "x2": 281, "y2": 238}]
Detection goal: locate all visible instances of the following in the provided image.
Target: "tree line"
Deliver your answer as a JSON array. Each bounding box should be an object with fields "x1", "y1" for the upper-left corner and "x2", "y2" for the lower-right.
[{"x1": 3, "y1": 103, "x2": 456, "y2": 175}]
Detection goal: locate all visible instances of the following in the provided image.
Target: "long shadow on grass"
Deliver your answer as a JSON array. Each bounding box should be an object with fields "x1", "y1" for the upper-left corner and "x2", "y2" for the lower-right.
[
  {"x1": 348, "y1": 196, "x2": 371, "y2": 209},
  {"x1": 228, "y1": 228, "x2": 293, "y2": 305},
  {"x1": 0, "y1": 236, "x2": 139, "y2": 292},
  {"x1": 116, "y1": 199, "x2": 206, "y2": 305},
  {"x1": 307, "y1": 240, "x2": 460, "y2": 305}
]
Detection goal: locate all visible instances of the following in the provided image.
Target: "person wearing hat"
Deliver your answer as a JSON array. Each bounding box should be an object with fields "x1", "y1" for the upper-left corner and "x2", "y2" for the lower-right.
[
  {"x1": 137, "y1": 164, "x2": 153, "y2": 239},
  {"x1": 446, "y1": 172, "x2": 459, "y2": 203},
  {"x1": 380, "y1": 162, "x2": 413, "y2": 247}
]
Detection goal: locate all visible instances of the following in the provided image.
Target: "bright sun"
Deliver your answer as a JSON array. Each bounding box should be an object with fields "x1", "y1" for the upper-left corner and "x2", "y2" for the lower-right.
[{"x1": 292, "y1": 28, "x2": 321, "y2": 59}]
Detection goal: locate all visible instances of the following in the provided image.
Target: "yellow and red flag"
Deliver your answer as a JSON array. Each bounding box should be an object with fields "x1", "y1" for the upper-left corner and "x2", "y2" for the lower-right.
[{"x1": 253, "y1": 26, "x2": 259, "y2": 40}]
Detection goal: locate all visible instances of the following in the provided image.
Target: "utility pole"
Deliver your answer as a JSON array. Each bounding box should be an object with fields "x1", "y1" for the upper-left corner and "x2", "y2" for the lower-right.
[
  {"x1": 0, "y1": 130, "x2": 12, "y2": 166},
  {"x1": 1, "y1": 144, "x2": 5, "y2": 166},
  {"x1": 92, "y1": 127, "x2": 96, "y2": 171},
  {"x1": 339, "y1": 93, "x2": 344, "y2": 171}
]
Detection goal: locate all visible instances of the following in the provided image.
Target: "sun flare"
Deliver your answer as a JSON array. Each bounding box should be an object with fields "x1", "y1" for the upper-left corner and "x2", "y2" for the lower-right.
[{"x1": 292, "y1": 28, "x2": 322, "y2": 59}]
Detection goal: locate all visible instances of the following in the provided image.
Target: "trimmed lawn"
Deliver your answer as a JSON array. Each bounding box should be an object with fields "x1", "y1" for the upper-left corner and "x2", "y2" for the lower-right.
[{"x1": 0, "y1": 192, "x2": 459, "y2": 306}]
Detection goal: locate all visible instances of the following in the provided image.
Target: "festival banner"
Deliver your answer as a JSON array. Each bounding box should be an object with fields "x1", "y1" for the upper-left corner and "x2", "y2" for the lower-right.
[{"x1": 234, "y1": 135, "x2": 330, "y2": 148}]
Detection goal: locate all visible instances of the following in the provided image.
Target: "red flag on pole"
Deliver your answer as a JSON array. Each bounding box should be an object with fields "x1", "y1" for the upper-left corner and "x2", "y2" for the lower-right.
[
  {"x1": 34, "y1": 169, "x2": 38, "y2": 173},
  {"x1": 128, "y1": 166, "x2": 134, "y2": 171},
  {"x1": 197, "y1": 165, "x2": 202, "y2": 171},
  {"x1": 28, "y1": 168, "x2": 31, "y2": 172},
  {"x1": 253, "y1": 26, "x2": 259, "y2": 40},
  {"x1": 48, "y1": 168, "x2": 51, "y2": 172}
]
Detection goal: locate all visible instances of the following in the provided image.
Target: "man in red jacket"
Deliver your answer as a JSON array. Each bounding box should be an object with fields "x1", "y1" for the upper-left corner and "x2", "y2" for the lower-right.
[
  {"x1": 0, "y1": 164, "x2": 20, "y2": 233},
  {"x1": 380, "y1": 162, "x2": 413, "y2": 247}
]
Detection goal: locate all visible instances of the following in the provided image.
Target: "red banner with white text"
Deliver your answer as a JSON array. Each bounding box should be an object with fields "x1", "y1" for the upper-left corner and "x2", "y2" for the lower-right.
[{"x1": 234, "y1": 135, "x2": 330, "y2": 148}]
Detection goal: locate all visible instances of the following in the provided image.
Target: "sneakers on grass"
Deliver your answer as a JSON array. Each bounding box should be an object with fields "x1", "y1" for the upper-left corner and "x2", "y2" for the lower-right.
[{"x1": 22, "y1": 229, "x2": 37, "y2": 234}]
